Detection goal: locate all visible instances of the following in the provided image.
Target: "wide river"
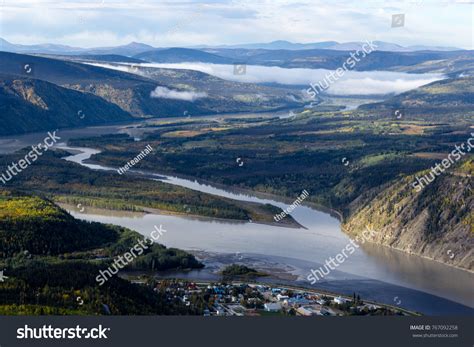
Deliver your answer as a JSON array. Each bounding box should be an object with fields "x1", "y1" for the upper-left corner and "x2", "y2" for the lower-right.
[{"x1": 1, "y1": 120, "x2": 473, "y2": 315}]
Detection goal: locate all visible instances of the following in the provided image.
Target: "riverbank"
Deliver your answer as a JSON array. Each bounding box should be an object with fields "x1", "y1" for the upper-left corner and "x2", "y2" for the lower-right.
[{"x1": 57, "y1": 202, "x2": 302, "y2": 229}]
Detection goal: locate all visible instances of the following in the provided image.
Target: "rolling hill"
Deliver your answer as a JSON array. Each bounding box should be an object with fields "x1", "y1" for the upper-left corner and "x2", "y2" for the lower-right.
[
  {"x1": 204, "y1": 48, "x2": 474, "y2": 74},
  {"x1": 82, "y1": 42, "x2": 155, "y2": 56},
  {"x1": 0, "y1": 51, "x2": 305, "y2": 124},
  {"x1": 0, "y1": 74, "x2": 132, "y2": 135},
  {"x1": 134, "y1": 47, "x2": 233, "y2": 64},
  {"x1": 358, "y1": 76, "x2": 474, "y2": 121},
  {"x1": 38, "y1": 54, "x2": 147, "y2": 64}
]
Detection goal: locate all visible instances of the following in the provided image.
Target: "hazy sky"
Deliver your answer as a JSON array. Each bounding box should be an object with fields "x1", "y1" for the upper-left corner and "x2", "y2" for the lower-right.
[{"x1": 0, "y1": 0, "x2": 472, "y2": 49}]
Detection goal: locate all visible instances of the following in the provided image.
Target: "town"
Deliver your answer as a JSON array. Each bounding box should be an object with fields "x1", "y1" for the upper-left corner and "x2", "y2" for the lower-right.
[{"x1": 144, "y1": 279, "x2": 415, "y2": 317}]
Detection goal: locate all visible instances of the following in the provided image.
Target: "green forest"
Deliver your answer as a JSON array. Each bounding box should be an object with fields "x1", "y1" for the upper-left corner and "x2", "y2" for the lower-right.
[{"x1": 0, "y1": 191, "x2": 203, "y2": 315}]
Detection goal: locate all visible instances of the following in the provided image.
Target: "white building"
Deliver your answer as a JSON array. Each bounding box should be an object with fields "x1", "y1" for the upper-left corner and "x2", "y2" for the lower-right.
[
  {"x1": 296, "y1": 305, "x2": 323, "y2": 316},
  {"x1": 296, "y1": 307, "x2": 314, "y2": 316},
  {"x1": 333, "y1": 296, "x2": 349, "y2": 305},
  {"x1": 264, "y1": 303, "x2": 282, "y2": 312}
]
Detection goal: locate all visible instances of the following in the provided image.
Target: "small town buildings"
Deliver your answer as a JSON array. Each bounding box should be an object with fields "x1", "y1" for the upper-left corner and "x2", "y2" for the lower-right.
[
  {"x1": 333, "y1": 296, "x2": 349, "y2": 305},
  {"x1": 264, "y1": 302, "x2": 282, "y2": 312},
  {"x1": 296, "y1": 305, "x2": 324, "y2": 316}
]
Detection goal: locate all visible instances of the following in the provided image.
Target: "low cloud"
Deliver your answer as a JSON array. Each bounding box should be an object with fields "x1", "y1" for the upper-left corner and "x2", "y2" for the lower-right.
[
  {"x1": 85, "y1": 61, "x2": 445, "y2": 97},
  {"x1": 150, "y1": 86, "x2": 207, "y2": 101},
  {"x1": 145, "y1": 62, "x2": 444, "y2": 96}
]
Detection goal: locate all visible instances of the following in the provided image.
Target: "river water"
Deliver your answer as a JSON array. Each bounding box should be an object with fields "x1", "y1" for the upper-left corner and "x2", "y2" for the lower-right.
[{"x1": 1, "y1": 122, "x2": 473, "y2": 315}]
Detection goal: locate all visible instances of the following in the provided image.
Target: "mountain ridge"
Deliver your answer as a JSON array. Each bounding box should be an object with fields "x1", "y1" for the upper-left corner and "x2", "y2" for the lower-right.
[{"x1": 1, "y1": 37, "x2": 464, "y2": 56}]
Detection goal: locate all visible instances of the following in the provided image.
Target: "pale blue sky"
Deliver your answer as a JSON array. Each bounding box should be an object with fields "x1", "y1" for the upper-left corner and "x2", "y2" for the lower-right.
[{"x1": 0, "y1": 0, "x2": 472, "y2": 49}]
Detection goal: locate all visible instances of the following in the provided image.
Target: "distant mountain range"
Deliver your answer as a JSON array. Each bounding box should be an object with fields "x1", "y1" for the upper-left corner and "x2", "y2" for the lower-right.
[
  {"x1": 0, "y1": 38, "x2": 463, "y2": 56},
  {"x1": 2, "y1": 37, "x2": 471, "y2": 75},
  {"x1": 136, "y1": 47, "x2": 473, "y2": 74},
  {"x1": 0, "y1": 38, "x2": 85, "y2": 55},
  {"x1": 0, "y1": 39, "x2": 154, "y2": 56},
  {"x1": 196, "y1": 40, "x2": 462, "y2": 52}
]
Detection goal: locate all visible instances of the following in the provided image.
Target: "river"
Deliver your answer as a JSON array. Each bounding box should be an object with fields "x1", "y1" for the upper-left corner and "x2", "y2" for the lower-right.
[{"x1": 1, "y1": 121, "x2": 473, "y2": 315}]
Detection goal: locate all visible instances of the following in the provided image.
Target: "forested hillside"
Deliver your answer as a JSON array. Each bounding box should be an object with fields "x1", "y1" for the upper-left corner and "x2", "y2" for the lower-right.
[
  {"x1": 343, "y1": 159, "x2": 473, "y2": 270},
  {"x1": 0, "y1": 190, "x2": 203, "y2": 315},
  {"x1": 0, "y1": 74, "x2": 132, "y2": 135}
]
